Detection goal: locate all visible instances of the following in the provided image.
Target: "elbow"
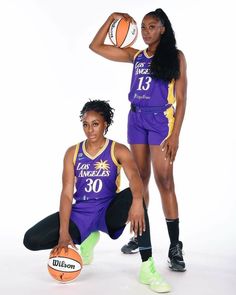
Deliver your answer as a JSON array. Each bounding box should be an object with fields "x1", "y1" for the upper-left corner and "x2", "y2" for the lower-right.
[
  {"x1": 89, "y1": 42, "x2": 96, "y2": 52},
  {"x1": 89, "y1": 42, "x2": 102, "y2": 54}
]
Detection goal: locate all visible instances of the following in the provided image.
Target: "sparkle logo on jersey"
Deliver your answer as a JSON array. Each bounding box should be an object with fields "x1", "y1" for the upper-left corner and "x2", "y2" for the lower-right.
[{"x1": 94, "y1": 160, "x2": 110, "y2": 171}]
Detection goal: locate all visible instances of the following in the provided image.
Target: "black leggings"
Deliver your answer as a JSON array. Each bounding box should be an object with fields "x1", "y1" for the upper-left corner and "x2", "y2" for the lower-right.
[{"x1": 23, "y1": 188, "x2": 152, "y2": 260}]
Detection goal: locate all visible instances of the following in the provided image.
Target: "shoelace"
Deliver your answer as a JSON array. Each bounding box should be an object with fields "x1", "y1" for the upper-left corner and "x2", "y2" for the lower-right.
[
  {"x1": 130, "y1": 237, "x2": 138, "y2": 243},
  {"x1": 149, "y1": 260, "x2": 156, "y2": 274},
  {"x1": 170, "y1": 244, "x2": 183, "y2": 258},
  {"x1": 128, "y1": 237, "x2": 138, "y2": 246}
]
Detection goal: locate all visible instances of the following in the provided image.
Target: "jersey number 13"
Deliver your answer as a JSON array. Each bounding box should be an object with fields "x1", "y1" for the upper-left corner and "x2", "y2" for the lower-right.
[{"x1": 137, "y1": 77, "x2": 152, "y2": 91}]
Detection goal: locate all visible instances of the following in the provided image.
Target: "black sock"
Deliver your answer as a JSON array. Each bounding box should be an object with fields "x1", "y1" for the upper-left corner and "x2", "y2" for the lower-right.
[
  {"x1": 166, "y1": 218, "x2": 179, "y2": 246},
  {"x1": 137, "y1": 205, "x2": 152, "y2": 262},
  {"x1": 138, "y1": 246, "x2": 152, "y2": 262}
]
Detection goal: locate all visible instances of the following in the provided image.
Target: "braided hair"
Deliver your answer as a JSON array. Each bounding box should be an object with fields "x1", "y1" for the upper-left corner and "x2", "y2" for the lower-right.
[{"x1": 80, "y1": 99, "x2": 114, "y2": 134}]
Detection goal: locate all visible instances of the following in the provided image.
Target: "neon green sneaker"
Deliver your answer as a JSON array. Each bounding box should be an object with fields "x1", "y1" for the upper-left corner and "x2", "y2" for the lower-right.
[
  {"x1": 139, "y1": 257, "x2": 171, "y2": 293},
  {"x1": 80, "y1": 231, "x2": 100, "y2": 265}
]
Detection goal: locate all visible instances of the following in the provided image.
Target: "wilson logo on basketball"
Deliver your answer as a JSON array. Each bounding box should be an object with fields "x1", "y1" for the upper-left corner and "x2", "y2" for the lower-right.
[
  {"x1": 48, "y1": 256, "x2": 82, "y2": 272},
  {"x1": 52, "y1": 259, "x2": 76, "y2": 269}
]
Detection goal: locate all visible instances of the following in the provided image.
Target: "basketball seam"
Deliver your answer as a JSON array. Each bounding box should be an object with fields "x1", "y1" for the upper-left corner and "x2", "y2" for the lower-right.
[{"x1": 115, "y1": 18, "x2": 121, "y2": 47}]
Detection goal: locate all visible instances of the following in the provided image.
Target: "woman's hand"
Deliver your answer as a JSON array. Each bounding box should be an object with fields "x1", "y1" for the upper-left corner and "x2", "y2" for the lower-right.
[
  {"x1": 162, "y1": 134, "x2": 179, "y2": 165},
  {"x1": 110, "y1": 12, "x2": 136, "y2": 24},
  {"x1": 127, "y1": 199, "x2": 145, "y2": 237},
  {"x1": 51, "y1": 232, "x2": 77, "y2": 256}
]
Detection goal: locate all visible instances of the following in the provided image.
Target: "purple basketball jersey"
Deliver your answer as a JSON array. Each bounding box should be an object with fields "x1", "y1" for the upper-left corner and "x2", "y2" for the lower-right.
[
  {"x1": 128, "y1": 50, "x2": 176, "y2": 107},
  {"x1": 73, "y1": 139, "x2": 120, "y2": 202},
  {"x1": 70, "y1": 139, "x2": 122, "y2": 242}
]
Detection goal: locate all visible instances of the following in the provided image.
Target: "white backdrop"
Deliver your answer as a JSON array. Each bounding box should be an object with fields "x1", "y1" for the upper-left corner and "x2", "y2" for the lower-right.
[{"x1": 0, "y1": 0, "x2": 235, "y2": 266}]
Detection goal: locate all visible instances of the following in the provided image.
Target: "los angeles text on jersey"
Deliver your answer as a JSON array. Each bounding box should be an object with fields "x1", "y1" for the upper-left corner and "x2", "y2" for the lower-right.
[
  {"x1": 76, "y1": 161, "x2": 110, "y2": 177},
  {"x1": 134, "y1": 61, "x2": 151, "y2": 75}
]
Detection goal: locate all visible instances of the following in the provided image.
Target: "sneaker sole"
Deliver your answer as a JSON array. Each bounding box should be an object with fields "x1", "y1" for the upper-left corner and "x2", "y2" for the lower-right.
[
  {"x1": 169, "y1": 265, "x2": 186, "y2": 272},
  {"x1": 121, "y1": 249, "x2": 139, "y2": 254},
  {"x1": 168, "y1": 260, "x2": 186, "y2": 272},
  {"x1": 140, "y1": 280, "x2": 171, "y2": 293},
  {"x1": 150, "y1": 286, "x2": 171, "y2": 293}
]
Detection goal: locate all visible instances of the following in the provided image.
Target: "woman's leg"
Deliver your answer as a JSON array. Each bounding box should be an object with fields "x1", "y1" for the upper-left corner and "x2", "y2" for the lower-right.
[
  {"x1": 150, "y1": 145, "x2": 185, "y2": 271},
  {"x1": 106, "y1": 188, "x2": 152, "y2": 262},
  {"x1": 121, "y1": 144, "x2": 151, "y2": 254},
  {"x1": 106, "y1": 188, "x2": 171, "y2": 292},
  {"x1": 23, "y1": 212, "x2": 81, "y2": 250},
  {"x1": 130, "y1": 144, "x2": 151, "y2": 207},
  {"x1": 150, "y1": 145, "x2": 178, "y2": 219}
]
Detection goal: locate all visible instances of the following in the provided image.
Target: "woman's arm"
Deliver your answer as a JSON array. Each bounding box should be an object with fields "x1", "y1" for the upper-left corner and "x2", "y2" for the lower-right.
[
  {"x1": 89, "y1": 12, "x2": 139, "y2": 63},
  {"x1": 162, "y1": 51, "x2": 187, "y2": 164},
  {"x1": 114, "y1": 143, "x2": 145, "y2": 236},
  {"x1": 51, "y1": 146, "x2": 77, "y2": 254}
]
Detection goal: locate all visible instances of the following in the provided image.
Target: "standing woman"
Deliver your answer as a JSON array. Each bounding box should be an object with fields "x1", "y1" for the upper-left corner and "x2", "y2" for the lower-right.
[{"x1": 89, "y1": 8, "x2": 187, "y2": 271}]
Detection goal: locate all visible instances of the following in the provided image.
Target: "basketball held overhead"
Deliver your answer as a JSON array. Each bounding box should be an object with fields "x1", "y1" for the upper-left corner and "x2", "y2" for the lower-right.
[{"x1": 108, "y1": 17, "x2": 138, "y2": 48}]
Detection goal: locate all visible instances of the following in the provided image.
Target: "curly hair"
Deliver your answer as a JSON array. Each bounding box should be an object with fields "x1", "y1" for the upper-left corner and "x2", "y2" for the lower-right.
[
  {"x1": 80, "y1": 99, "x2": 114, "y2": 134},
  {"x1": 146, "y1": 8, "x2": 180, "y2": 82}
]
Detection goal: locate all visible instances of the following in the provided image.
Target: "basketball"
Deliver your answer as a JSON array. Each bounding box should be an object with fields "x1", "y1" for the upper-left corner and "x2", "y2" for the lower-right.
[
  {"x1": 48, "y1": 247, "x2": 83, "y2": 283},
  {"x1": 108, "y1": 18, "x2": 138, "y2": 48}
]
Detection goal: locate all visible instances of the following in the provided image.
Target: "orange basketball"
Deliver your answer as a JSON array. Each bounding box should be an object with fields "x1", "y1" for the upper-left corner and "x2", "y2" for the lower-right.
[
  {"x1": 47, "y1": 247, "x2": 83, "y2": 283},
  {"x1": 108, "y1": 18, "x2": 138, "y2": 48}
]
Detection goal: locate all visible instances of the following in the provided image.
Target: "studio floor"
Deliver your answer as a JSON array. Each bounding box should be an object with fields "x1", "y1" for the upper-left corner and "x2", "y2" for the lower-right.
[{"x1": 1, "y1": 233, "x2": 235, "y2": 295}]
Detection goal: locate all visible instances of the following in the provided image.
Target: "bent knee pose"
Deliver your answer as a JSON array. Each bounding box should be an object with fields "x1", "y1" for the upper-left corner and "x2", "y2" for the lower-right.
[
  {"x1": 23, "y1": 100, "x2": 171, "y2": 293},
  {"x1": 89, "y1": 8, "x2": 187, "y2": 271}
]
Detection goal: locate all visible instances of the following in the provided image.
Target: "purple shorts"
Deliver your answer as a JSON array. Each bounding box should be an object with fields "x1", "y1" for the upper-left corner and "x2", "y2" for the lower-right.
[
  {"x1": 70, "y1": 199, "x2": 124, "y2": 243},
  {"x1": 128, "y1": 104, "x2": 175, "y2": 145}
]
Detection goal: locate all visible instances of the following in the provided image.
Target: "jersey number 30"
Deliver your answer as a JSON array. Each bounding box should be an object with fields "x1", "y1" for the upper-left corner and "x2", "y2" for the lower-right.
[{"x1": 85, "y1": 178, "x2": 103, "y2": 193}]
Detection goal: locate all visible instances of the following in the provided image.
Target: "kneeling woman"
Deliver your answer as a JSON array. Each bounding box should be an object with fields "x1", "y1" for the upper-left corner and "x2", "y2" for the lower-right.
[{"x1": 23, "y1": 100, "x2": 170, "y2": 293}]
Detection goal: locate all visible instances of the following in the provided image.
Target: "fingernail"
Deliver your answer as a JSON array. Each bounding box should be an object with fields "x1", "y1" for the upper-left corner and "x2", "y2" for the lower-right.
[{"x1": 162, "y1": 148, "x2": 164, "y2": 151}]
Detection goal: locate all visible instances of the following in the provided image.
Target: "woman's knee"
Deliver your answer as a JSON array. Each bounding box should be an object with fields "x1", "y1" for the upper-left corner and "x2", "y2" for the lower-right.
[
  {"x1": 117, "y1": 187, "x2": 133, "y2": 206},
  {"x1": 139, "y1": 169, "x2": 151, "y2": 186},
  {"x1": 23, "y1": 229, "x2": 40, "y2": 251},
  {"x1": 155, "y1": 173, "x2": 175, "y2": 193},
  {"x1": 106, "y1": 188, "x2": 133, "y2": 227}
]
